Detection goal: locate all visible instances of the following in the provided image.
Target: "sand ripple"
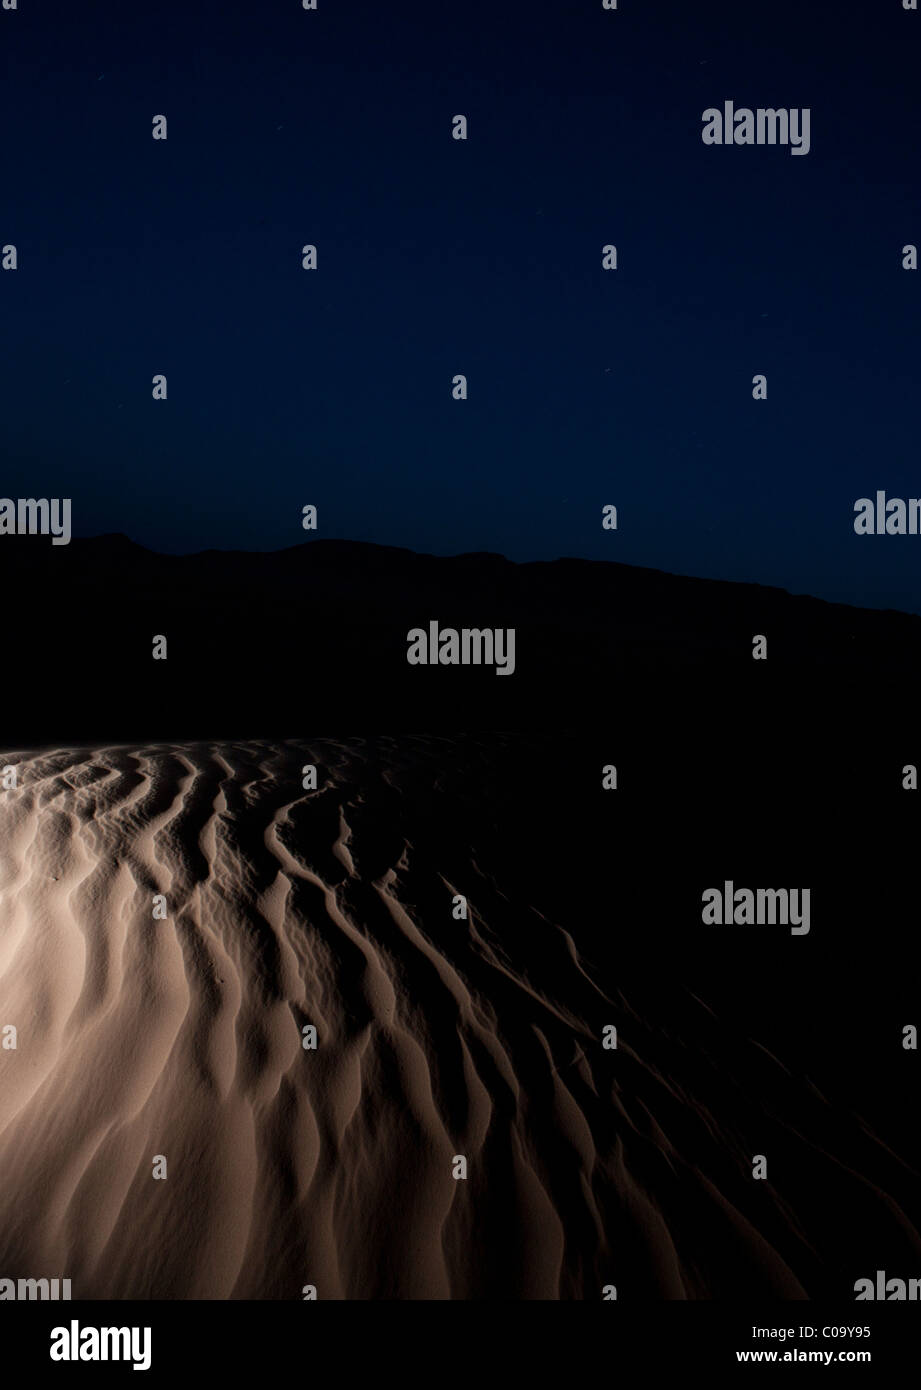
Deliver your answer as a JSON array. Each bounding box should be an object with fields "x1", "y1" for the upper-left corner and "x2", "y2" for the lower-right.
[{"x1": 0, "y1": 741, "x2": 917, "y2": 1298}]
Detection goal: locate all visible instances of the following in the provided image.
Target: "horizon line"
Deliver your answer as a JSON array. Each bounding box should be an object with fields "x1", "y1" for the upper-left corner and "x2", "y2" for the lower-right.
[{"x1": 6, "y1": 529, "x2": 920, "y2": 622}]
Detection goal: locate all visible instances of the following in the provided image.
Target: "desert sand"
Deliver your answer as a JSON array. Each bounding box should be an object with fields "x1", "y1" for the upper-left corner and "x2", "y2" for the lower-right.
[{"x1": 0, "y1": 738, "x2": 918, "y2": 1299}]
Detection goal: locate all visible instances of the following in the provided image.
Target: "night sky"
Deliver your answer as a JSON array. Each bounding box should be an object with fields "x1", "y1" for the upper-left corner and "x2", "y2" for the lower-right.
[{"x1": 1, "y1": 0, "x2": 919, "y2": 611}]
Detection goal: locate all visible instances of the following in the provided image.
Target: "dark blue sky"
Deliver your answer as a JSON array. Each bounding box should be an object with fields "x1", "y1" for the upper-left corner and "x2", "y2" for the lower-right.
[{"x1": 1, "y1": 0, "x2": 919, "y2": 611}]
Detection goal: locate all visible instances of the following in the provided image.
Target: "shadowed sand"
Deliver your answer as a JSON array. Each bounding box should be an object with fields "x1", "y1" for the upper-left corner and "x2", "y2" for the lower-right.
[{"x1": 0, "y1": 739, "x2": 918, "y2": 1299}]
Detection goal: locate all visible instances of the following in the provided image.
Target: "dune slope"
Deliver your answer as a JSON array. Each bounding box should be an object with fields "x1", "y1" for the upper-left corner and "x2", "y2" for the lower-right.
[{"x1": 0, "y1": 739, "x2": 917, "y2": 1299}]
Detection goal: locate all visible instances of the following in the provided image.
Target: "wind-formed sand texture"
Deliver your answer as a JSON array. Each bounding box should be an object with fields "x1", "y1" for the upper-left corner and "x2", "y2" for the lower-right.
[{"x1": 0, "y1": 739, "x2": 918, "y2": 1299}]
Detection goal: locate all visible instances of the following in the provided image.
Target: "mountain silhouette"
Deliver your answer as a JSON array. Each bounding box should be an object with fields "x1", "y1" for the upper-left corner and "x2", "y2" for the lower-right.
[{"x1": 1, "y1": 533, "x2": 919, "y2": 742}]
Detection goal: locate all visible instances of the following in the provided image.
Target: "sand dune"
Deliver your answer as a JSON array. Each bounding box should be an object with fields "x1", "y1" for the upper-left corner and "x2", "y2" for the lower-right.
[{"x1": 0, "y1": 739, "x2": 918, "y2": 1299}]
